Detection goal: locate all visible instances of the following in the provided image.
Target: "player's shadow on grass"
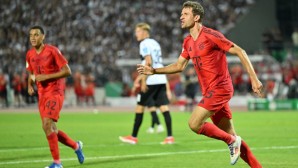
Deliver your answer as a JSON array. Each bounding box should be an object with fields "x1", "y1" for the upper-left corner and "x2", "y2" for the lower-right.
[{"x1": 69, "y1": 155, "x2": 158, "y2": 167}]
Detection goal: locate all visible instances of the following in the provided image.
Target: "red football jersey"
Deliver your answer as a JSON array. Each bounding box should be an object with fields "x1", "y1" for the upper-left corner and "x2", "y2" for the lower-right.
[
  {"x1": 26, "y1": 44, "x2": 68, "y2": 96},
  {"x1": 181, "y1": 26, "x2": 234, "y2": 95}
]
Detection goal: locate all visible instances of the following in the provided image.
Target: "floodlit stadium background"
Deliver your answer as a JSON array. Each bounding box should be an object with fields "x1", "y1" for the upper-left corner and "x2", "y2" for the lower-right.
[{"x1": 1, "y1": 0, "x2": 298, "y2": 110}]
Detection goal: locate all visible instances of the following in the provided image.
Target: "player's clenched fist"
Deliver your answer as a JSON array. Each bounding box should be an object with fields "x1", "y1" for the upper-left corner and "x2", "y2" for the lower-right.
[
  {"x1": 28, "y1": 85, "x2": 34, "y2": 96},
  {"x1": 251, "y1": 79, "x2": 263, "y2": 98},
  {"x1": 137, "y1": 64, "x2": 154, "y2": 75}
]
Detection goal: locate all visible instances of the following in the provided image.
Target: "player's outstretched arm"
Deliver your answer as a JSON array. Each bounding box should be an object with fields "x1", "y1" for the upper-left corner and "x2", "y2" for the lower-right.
[
  {"x1": 35, "y1": 64, "x2": 72, "y2": 82},
  {"x1": 137, "y1": 56, "x2": 188, "y2": 75},
  {"x1": 228, "y1": 44, "x2": 263, "y2": 97}
]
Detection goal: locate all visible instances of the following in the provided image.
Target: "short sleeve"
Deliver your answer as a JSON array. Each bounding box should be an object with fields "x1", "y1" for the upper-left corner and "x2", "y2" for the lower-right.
[
  {"x1": 139, "y1": 41, "x2": 150, "y2": 57},
  {"x1": 53, "y1": 47, "x2": 68, "y2": 69},
  {"x1": 25, "y1": 52, "x2": 33, "y2": 72},
  {"x1": 205, "y1": 29, "x2": 233, "y2": 52},
  {"x1": 180, "y1": 38, "x2": 190, "y2": 60}
]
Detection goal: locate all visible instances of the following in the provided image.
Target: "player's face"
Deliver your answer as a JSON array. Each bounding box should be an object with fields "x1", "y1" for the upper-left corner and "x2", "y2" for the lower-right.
[
  {"x1": 29, "y1": 29, "x2": 44, "y2": 47},
  {"x1": 135, "y1": 27, "x2": 146, "y2": 41},
  {"x1": 180, "y1": 7, "x2": 196, "y2": 29}
]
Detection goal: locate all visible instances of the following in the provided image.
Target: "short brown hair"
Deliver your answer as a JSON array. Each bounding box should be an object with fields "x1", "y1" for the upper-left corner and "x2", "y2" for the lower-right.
[
  {"x1": 135, "y1": 23, "x2": 151, "y2": 33},
  {"x1": 30, "y1": 25, "x2": 45, "y2": 34},
  {"x1": 183, "y1": 1, "x2": 204, "y2": 22}
]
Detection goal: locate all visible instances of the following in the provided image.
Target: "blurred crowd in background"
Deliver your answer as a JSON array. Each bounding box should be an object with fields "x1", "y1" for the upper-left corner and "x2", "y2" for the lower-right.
[{"x1": 0, "y1": 0, "x2": 298, "y2": 108}]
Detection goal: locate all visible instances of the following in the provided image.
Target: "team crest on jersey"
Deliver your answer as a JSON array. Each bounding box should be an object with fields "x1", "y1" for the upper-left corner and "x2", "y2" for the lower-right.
[{"x1": 198, "y1": 43, "x2": 204, "y2": 50}]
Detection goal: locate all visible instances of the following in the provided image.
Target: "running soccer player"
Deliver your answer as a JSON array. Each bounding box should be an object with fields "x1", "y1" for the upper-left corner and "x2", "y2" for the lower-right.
[
  {"x1": 119, "y1": 23, "x2": 174, "y2": 144},
  {"x1": 26, "y1": 26, "x2": 84, "y2": 168},
  {"x1": 137, "y1": 1, "x2": 263, "y2": 167}
]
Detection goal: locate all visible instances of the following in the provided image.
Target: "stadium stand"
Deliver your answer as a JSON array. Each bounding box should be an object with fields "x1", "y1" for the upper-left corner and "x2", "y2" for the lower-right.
[{"x1": 1, "y1": 0, "x2": 297, "y2": 107}]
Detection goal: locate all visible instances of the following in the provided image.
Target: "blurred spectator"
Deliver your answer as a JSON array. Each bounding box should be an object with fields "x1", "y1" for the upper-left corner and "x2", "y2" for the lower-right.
[
  {"x1": 167, "y1": 73, "x2": 183, "y2": 98},
  {"x1": 230, "y1": 64, "x2": 246, "y2": 94},
  {"x1": 292, "y1": 27, "x2": 298, "y2": 58},
  {"x1": 264, "y1": 78, "x2": 276, "y2": 100},
  {"x1": 183, "y1": 67, "x2": 197, "y2": 112},
  {"x1": 0, "y1": 0, "x2": 255, "y2": 87},
  {"x1": 281, "y1": 61, "x2": 298, "y2": 98},
  {"x1": 12, "y1": 73, "x2": 22, "y2": 107},
  {"x1": 292, "y1": 27, "x2": 298, "y2": 47},
  {"x1": 0, "y1": 72, "x2": 8, "y2": 107},
  {"x1": 262, "y1": 27, "x2": 285, "y2": 62},
  {"x1": 121, "y1": 83, "x2": 132, "y2": 97},
  {"x1": 85, "y1": 73, "x2": 96, "y2": 105},
  {"x1": 20, "y1": 71, "x2": 37, "y2": 105},
  {"x1": 73, "y1": 71, "x2": 85, "y2": 106}
]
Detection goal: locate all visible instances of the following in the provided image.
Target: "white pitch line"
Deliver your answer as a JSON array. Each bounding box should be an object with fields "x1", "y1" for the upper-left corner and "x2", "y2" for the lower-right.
[
  {"x1": 0, "y1": 140, "x2": 218, "y2": 153},
  {"x1": 0, "y1": 143, "x2": 161, "y2": 153},
  {"x1": 0, "y1": 145, "x2": 297, "y2": 165}
]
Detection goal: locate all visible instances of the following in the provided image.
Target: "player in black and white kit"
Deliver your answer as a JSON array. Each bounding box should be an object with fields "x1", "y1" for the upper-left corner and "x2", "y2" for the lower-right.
[
  {"x1": 119, "y1": 23, "x2": 174, "y2": 144},
  {"x1": 131, "y1": 75, "x2": 166, "y2": 134}
]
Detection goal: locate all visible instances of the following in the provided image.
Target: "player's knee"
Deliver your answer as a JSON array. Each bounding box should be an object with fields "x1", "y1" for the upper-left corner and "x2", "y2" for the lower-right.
[
  {"x1": 159, "y1": 105, "x2": 169, "y2": 112},
  {"x1": 42, "y1": 119, "x2": 54, "y2": 134},
  {"x1": 135, "y1": 105, "x2": 145, "y2": 113},
  {"x1": 42, "y1": 122, "x2": 51, "y2": 132},
  {"x1": 188, "y1": 119, "x2": 203, "y2": 133}
]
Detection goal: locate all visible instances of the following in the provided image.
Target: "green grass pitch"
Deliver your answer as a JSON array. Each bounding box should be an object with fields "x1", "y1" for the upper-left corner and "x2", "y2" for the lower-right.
[{"x1": 0, "y1": 110, "x2": 297, "y2": 168}]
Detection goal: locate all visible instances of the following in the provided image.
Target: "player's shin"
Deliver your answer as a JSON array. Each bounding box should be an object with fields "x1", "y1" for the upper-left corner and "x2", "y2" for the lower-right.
[
  {"x1": 162, "y1": 111, "x2": 172, "y2": 137},
  {"x1": 150, "y1": 111, "x2": 160, "y2": 127},
  {"x1": 57, "y1": 130, "x2": 78, "y2": 150},
  {"x1": 197, "y1": 122, "x2": 235, "y2": 144},
  {"x1": 240, "y1": 140, "x2": 262, "y2": 168},
  {"x1": 47, "y1": 132, "x2": 60, "y2": 164},
  {"x1": 132, "y1": 113, "x2": 144, "y2": 137}
]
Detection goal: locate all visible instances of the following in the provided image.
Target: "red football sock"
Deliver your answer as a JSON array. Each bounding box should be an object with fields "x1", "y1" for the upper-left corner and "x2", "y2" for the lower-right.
[
  {"x1": 57, "y1": 130, "x2": 78, "y2": 150},
  {"x1": 47, "y1": 132, "x2": 60, "y2": 164},
  {"x1": 241, "y1": 140, "x2": 262, "y2": 168},
  {"x1": 198, "y1": 122, "x2": 235, "y2": 144}
]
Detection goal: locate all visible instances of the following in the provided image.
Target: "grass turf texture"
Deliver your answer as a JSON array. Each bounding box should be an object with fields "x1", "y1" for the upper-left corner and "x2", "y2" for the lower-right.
[{"x1": 0, "y1": 111, "x2": 297, "y2": 168}]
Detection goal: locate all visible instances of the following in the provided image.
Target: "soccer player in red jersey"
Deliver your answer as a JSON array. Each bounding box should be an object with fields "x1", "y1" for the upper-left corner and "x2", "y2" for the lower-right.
[
  {"x1": 26, "y1": 26, "x2": 84, "y2": 168},
  {"x1": 137, "y1": 1, "x2": 263, "y2": 167}
]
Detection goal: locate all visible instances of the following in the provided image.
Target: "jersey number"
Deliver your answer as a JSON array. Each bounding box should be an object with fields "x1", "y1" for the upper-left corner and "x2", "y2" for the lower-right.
[
  {"x1": 46, "y1": 100, "x2": 57, "y2": 110},
  {"x1": 153, "y1": 49, "x2": 162, "y2": 64},
  {"x1": 205, "y1": 91, "x2": 214, "y2": 98},
  {"x1": 193, "y1": 56, "x2": 202, "y2": 70}
]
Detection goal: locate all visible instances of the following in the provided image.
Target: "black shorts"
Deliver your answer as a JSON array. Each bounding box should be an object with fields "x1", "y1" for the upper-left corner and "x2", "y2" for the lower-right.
[
  {"x1": 146, "y1": 97, "x2": 156, "y2": 107},
  {"x1": 137, "y1": 84, "x2": 169, "y2": 107}
]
